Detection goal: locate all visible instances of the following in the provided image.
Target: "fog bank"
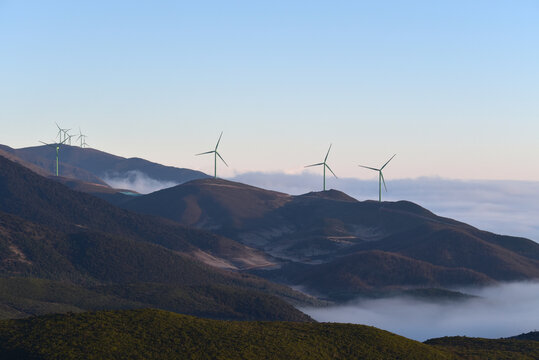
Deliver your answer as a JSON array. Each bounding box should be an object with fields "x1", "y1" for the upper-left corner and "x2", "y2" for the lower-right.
[{"x1": 301, "y1": 282, "x2": 539, "y2": 341}]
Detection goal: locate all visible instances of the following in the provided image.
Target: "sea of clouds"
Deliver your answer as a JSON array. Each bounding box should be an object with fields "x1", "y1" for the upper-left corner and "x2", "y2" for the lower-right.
[{"x1": 301, "y1": 282, "x2": 539, "y2": 341}]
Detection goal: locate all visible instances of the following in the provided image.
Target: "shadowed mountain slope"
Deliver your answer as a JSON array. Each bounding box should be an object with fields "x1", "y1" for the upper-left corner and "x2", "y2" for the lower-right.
[
  {"x1": 0, "y1": 155, "x2": 275, "y2": 270},
  {"x1": 0, "y1": 155, "x2": 314, "y2": 320},
  {"x1": 119, "y1": 178, "x2": 539, "y2": 297},
  {"x1": 279, "y1": 250, "x2": 492, "y2": 297}
]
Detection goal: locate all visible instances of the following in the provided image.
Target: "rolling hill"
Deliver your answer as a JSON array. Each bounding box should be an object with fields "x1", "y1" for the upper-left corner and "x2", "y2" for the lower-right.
[
  {"x1": 0, "y1": 155, "x2": 314, "y2": 321},
  {"x1": 0, "y1": 309, "x2": 453, "y2": 359},
  {"x1": 1, "y1": 309, "x2": 537, "y2": 359},
  {"x1": 118, "y1": 178, "x2": 539, "y2": 298}
]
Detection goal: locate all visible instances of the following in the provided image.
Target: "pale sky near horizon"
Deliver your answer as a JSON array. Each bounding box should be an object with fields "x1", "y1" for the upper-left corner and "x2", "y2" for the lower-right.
[{"x1": 1, "y1": 1, "x2": 538, "y2": 180}]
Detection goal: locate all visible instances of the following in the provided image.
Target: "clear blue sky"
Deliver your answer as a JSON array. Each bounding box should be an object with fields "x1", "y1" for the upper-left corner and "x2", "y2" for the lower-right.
[{"x1": 1, "y1": 1, "x2": 538, "y2": 180}]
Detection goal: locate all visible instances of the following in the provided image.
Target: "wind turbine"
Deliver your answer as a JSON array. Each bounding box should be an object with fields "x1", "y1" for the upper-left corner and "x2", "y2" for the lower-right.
[
  {"x1": 77, "y1": 128, "x2": 88, "y2": 148},
  {"x1": 65, "y1": 132, "x2": 76, "y2": 145},
  {"x1": 305, "y1": 144, "x2": 337, "y2": 191},
  {"x1": 55, "y1": 123, "x2": 70, "y2": 143},
  {"x1": 196, "y1": 132, "x2": 228, "y2": 178},
  {"x1": 39, "y1": 138, "x2": 68, "y2": 176},
  {"x1": 358, "y1": 154, "x2": 396, "y2": 202}
]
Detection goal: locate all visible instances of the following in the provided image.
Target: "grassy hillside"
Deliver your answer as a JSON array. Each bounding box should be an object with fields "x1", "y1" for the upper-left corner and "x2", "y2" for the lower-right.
[{"x1": 0, "y1": 309, "x2": 453, "y2": 360}]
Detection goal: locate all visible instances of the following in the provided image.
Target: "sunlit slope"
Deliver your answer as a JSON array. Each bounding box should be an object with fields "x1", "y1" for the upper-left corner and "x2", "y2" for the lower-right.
[{"x1": 0, "y1": 309, "x2": 454, "y2": 360}]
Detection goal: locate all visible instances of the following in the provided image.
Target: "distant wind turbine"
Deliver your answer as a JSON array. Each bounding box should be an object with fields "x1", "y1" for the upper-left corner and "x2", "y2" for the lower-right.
[
  {"x1": 358, "y1": 154, "x2": 396, "y2": 202},
  {"x1": 305, "y1": 144, "x2": 337, "y2": 191},
  {"x1": 196, "y1": 131, "x2": 228, "y2": 178},
  {"x1": 55, "y1": 123, "x2": 70, "y2": 143},
  {"x1": 39, "y1": 138, "x2": 68, "y2": 176},
  {"x1": 77, "y1": 128, "x2": 89, "y2": 148},
  {"x1": 65, "y1": 133, "x2": 76, "y2": 145}
]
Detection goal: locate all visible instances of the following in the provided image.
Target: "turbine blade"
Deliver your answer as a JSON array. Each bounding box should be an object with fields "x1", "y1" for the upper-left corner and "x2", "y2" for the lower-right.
[
  {"x1": 215, "y1": 131, "x2": 223, "y2": 150},
  {"x1": 216, "y1": 151, "x2": 228, "y2": 167},
  {"x1": 381, "y1": 154, "x2": 396, "y2": 170},
  {"x1": 381, "y1": 171, "x2": 387, "y2": 192},
  {"x1": 305, "y1": 162, "x2": 324, "y2": 168},
  {"x1": 324, "y1": 144, "x2": 332, "y2": 162},
  {"x1": 325, "y1": 163, "x2": 337, "y2": 178},
  {"x1": 358, "y1": 165, "x2": 380, "y2": 172},
  {"x1": 196, "y1": 150, "x2": 214, "y2": 156}
]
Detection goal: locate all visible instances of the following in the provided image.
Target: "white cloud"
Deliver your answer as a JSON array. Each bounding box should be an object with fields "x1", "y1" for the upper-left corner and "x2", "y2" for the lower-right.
[
  {"x1": 301, "y1": 282, "x2": 539, "y2": 341},
  {"x1": 102, "y1": 170, "x2": 179, "y2": 194}
]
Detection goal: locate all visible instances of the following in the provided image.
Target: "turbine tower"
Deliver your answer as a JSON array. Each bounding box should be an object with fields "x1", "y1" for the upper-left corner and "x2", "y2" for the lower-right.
[
  {"x1": 358, "y1": 154, "x2": 396, "y2": 202},
  {"x1": 305, "y1": 144, "x2": 337, "y2": 191},
  {"x1": 196, "y1": 131, "x2": 228, "y2": 178},
  {"x1": 39, "y1": 138, "x2": 67, "y2": 176}
]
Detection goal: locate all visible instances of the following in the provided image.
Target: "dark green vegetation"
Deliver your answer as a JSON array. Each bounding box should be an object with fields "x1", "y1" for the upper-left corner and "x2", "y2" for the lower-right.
[
  {"x1": 0, "y1": 155, "x2": 314, "y2": 321},
  {"x1": 0, "y1": 309, "x2": 454, "y2": 359},
  {"x1": 426, "y1": 336, "x2": 539, "y2": 359},
  {"x1": 1, "y1": 309, "x2": 537, "y2": 359},
  {"x1": 116, "y1": 178, "x2": 539, "y2": 299}
]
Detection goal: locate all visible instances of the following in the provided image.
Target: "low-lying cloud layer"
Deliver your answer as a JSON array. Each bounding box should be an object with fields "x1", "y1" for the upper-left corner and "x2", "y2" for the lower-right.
[
  {"x1": 102, "y1": 170, "x2": 179, "y2": 194},
  {"x1": 233, "y1": 172, "x2": 539, "y2": 242},
  {"x1": 301, "y1": 282, "x2": 539, "y2": 341}
]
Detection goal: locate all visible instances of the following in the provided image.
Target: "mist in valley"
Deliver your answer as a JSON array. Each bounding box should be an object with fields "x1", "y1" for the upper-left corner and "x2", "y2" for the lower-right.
[
  {"x1": 102, "y1": 170, "x2": 179, "y2": 194},
  {"x1": 301, "y1": 282, "x2": 539, "y2": 341}
]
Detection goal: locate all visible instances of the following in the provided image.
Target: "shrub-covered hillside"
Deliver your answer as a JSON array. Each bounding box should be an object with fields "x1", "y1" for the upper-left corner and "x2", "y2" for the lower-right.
[{"x1": 0, "y1": 309, "x2": 453, "y2": 360}]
